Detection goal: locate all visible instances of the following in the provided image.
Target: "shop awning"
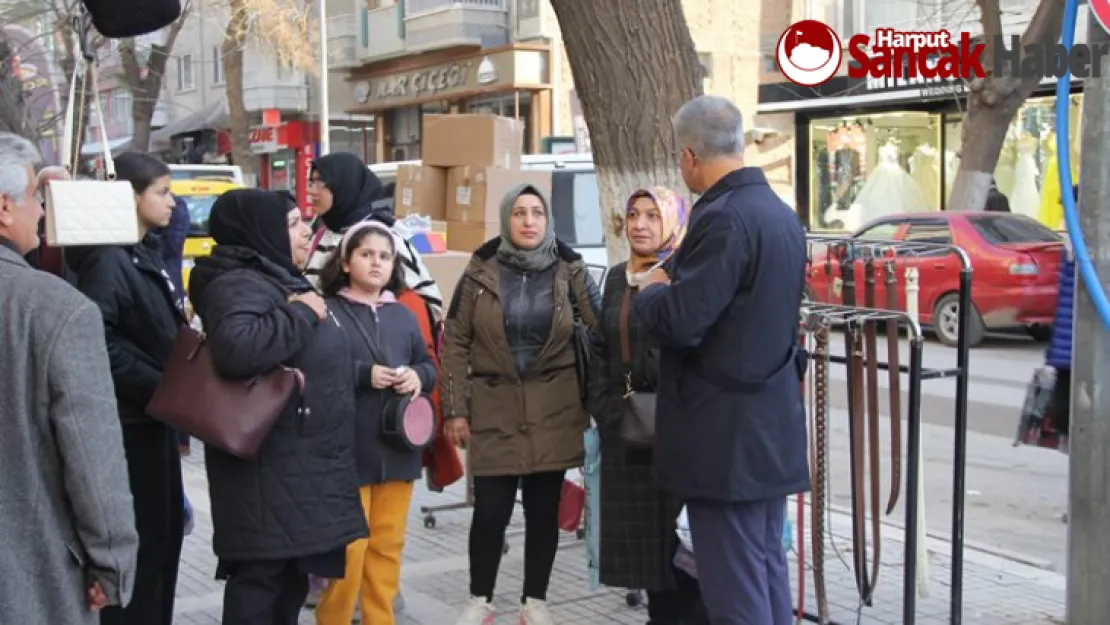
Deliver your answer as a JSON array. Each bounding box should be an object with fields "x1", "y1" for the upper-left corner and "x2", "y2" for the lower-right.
[
  {"x1": 80, "y1": 135, "x2": 132, "y2": 157},
  {"x1": 149, "y1": 99, "x2": 229, "y2": 143}
]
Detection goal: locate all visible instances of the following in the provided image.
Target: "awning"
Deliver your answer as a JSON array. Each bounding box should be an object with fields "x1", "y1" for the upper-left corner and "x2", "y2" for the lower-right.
[
  {"x1": 149, "y1": 99, "x2": 229, "y2": 144},
  {"x1": 80, "y1": 135, "x2": 133, "y2": 157}
]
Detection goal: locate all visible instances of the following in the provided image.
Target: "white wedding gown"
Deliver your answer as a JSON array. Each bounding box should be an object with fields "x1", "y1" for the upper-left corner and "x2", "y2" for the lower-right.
[
  {"x1": 851, "y1": 144, "x2": 930, "y2": 229},
  {"x1": 1010, "y1": 140, "x2": 1041, "y2": 219},
  {"x1": 910, "y1": 145, "x2": 941, "y2": 209}
]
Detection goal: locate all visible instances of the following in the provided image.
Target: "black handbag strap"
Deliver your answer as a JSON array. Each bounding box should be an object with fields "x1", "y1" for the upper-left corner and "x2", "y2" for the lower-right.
[{"x1": 334, "y1": 298, "x2": 391, "y2": 366}]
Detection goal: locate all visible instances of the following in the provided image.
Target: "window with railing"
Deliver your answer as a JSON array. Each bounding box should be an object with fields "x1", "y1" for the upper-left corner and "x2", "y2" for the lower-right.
[{"x1": 404, "y1": 0, "x2": 506, "y2": 19}]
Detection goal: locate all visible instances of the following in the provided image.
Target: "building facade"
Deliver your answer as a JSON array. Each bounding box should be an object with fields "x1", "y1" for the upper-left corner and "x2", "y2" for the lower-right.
[
  {"x1": 325, "y1": 0, "x2": 764, "y2": 163},
  {"x1": 161, "y1": 1, "x2": 324, "y2": 201},
  {"x1": 750, "y1": 0, "x2": 1087, "y2": 231}
]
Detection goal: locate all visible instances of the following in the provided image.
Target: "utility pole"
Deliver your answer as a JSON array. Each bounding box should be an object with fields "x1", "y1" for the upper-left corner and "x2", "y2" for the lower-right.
[
  {"x1": 317, "y1": 0, "x2": 330, "y2": 156},
  {"x1": 1067, "y1": 13, "x2": 1110, "y2": 625}
]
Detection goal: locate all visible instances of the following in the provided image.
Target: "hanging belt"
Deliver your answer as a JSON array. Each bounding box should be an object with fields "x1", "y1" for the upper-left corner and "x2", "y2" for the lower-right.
[
  {"x1": 884, "y1": 258, "x2": 903, "y2": 515},
  {"x1": 861, "y1": 258, "x2": 883, "y2": 605},
  {"x1": 837, "y1": 247, "x2": 871, "y2": 601},
  {"x1": 810, "y1": 316, "x2": 831, "y2": 624}
]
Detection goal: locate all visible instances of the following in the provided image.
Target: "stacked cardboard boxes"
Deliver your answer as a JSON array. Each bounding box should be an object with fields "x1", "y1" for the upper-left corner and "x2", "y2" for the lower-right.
[{"x1": 395, "y1": 114, "x2": 551, "y2": 254}]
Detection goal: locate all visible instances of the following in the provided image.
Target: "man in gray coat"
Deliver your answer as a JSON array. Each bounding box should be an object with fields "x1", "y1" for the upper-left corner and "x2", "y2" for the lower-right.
[{"x1": 0, "y1": 133, "x2": 139, "y2": 622}]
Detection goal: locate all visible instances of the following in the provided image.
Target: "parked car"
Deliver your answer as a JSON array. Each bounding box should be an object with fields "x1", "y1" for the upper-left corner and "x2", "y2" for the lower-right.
[{"x1": 806, "y1": 212, "x2": 1064, "y2": 347}]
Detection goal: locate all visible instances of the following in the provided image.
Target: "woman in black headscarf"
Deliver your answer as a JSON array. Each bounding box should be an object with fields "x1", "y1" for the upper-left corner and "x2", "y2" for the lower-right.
[
  {"x1": 187, "y1": 188, "x2": 367, "y2": 625},
  {"x1": 304, "y1": 152, "x2": 444, "y2": 318}
]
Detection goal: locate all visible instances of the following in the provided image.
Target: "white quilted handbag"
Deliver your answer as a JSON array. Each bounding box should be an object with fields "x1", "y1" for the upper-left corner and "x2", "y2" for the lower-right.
[{"x1": 45, "y1": 42, "x2": 138, "y2": 247}]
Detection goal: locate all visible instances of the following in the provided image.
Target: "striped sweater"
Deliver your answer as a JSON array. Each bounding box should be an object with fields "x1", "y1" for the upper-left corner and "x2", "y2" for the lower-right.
[{"x1": 305, "y1": 218, "x2": 444, "y2": 320}]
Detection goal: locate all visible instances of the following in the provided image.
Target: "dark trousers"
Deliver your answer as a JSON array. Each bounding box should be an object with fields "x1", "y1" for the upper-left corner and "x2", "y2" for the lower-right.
[
  {"x1": 647, "y1": 568, "x2": 710, "y2": 625},
  {"x1": 99, "y1": 531, "x2": 183, "y2": 625},
  {"x1": 470, "y1": 470, "x2": 565, "y2": 602},
  {"x1": 220, "y1": 559, "x2": 310, "y2": 625},
  {"x1": 687, "y1": 497, "x2": 791, "y2": 625}
]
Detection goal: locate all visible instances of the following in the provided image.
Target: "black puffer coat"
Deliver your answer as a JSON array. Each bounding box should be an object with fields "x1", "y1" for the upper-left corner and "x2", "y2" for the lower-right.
[
  {"x1": 188, "y1": 246, "x2": 367, "y2": 563},
  {"x1": 68, "y1": 235, "x2": 185, "y2": 424}
]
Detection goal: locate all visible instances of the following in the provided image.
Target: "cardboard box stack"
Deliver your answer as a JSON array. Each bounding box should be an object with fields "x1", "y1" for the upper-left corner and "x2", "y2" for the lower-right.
[{"x1": 418, "y1": 114, "x2": 551, "y2": 254}]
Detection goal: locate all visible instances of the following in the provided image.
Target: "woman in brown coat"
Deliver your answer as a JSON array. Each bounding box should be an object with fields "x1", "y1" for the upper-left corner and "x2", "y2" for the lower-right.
[{"x1": 440, "y1": 183, "x2": 600, "y2": 625}]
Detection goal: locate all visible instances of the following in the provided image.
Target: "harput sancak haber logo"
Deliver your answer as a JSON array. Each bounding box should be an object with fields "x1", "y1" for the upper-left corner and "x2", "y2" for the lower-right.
[{"x1": 777, "y1": 20, "x2": 1110, "y2": 88}]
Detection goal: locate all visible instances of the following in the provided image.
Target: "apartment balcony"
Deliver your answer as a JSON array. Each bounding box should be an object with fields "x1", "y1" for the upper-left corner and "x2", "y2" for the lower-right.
[
  {"x1": 244, "y1": 75, "x2": 309, "y2": 113},
  {"x1": 328, "y1": 15, "x2": 359, "y2": 69},
  {"x1": 359, "y1": 4, "x2": 406, "y2": 64},
  {"x1": 403, "y1": 0, "x2": 509, "y2": 54}
]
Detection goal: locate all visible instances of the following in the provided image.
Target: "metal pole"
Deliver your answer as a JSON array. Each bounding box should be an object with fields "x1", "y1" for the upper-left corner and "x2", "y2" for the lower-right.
[
  {"x1": 949, "y1": 268, "x2": 972, "y2": 624},
  {"x1": 317, "y1": 0, "x2": 330, "y2": 156},
  {"x1": 1067, "y1": 14, "x2": 1110, "y2": 625}
]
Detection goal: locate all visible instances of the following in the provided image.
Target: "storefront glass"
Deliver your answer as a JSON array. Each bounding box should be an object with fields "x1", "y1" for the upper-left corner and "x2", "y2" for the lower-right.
[
  {"x1": 329, "y1": 123, "x2": 373, "y2": 162},
  {"x1": 809, "y1": 111, "x2": 941, "y2": 231},
  {"x1": 807, "y1": 94, "x2": 1083, "y2": 231},
  {"x1": 945, "y1": 94, "x2": 1082, "y2": 228}
]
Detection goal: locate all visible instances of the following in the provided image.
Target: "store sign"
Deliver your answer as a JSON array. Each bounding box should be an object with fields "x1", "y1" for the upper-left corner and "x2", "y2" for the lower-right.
[
  {"x1": 250, "y1": 127, "x2": 283, "y2": 154},
  {"x1": 860, "y1": 55, "x2": 968, "y2": 98},
  {"x1": 363, "y1": 60, "x2": 475, "y2": 102}
]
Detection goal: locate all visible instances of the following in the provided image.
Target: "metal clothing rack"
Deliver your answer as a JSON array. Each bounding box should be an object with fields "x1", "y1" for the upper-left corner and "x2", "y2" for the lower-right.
[{"x1": 795, "y1": 235, "x2": 973, "y2": 625}]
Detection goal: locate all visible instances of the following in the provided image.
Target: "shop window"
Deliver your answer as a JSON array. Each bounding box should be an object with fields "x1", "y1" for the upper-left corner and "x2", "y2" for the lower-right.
[
  {"x1": 809, "y1": 110, "x2": 941, "y2": 232},
  {"x1": 945, "y1": 94, "x2": 1082, "y2": 229}
]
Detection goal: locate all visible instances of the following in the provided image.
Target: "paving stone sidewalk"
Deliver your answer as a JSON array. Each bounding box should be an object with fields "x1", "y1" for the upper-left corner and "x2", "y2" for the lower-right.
[{"x1": 175, "y1": 449, "x2": 1065, "y2": 624}]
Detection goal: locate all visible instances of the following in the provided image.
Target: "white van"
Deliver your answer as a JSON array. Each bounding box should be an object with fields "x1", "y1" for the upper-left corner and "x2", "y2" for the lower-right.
[{"x1": 370, "y1": 154, "x2": 609, "y2": 269}]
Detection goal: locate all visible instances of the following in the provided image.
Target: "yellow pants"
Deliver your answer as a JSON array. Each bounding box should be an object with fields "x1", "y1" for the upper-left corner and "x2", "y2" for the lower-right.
[{"x1": 315, "y1": 481, "x2": 414, "y2": 625}]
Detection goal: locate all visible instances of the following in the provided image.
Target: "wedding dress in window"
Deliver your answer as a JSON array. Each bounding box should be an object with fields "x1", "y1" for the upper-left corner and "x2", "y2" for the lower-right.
[
  {"x1": 849, "y1": 143, "x2": 930, "y2": 229},
  {"x1": 1010, "y1": 135, "x2": 1042, "y2": 219},
  {"x1": 910, "y1": 145, "x2": 941, "y2": 209}
]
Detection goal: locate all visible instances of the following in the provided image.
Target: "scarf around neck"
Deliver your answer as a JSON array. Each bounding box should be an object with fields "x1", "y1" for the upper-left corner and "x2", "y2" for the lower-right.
[{"x1": 496, "y1": 183, "x2": 558, "y2": 272}]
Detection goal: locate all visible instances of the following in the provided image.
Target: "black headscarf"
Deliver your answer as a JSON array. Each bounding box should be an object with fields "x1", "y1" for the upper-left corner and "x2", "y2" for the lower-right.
[
  {"x1": 209, "y1": 188, "x2": 301, "y2": 276},
  {"x1": 311, "y1": 152, "x2": 393, "y2": 231}
]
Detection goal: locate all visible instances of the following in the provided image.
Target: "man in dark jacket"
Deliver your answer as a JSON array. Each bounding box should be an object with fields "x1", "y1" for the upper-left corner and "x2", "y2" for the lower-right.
[{"x1": 634, "y1": 95, "x2": 810, "y2": 625}]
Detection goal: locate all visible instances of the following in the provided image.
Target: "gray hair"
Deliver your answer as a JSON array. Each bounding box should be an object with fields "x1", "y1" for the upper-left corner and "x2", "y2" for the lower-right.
[
  {"x1": 0, "y1": 133, "x2": 41, "y2": 199},
  {"x1": 673, "y1": 95, "x2": 745, "y2": 159}
]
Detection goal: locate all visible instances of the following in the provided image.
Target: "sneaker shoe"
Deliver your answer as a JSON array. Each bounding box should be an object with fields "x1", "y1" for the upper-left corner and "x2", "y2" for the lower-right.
[
  {"x1": 519, "y1": 598, "x2": 553, "y2": 625},
  {"x1": 455, "y1": 596, "x2": 495, "y2": 625}
]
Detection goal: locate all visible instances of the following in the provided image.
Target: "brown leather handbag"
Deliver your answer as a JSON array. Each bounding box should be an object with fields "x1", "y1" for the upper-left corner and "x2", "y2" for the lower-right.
[
  {"x1": 618, "y1": 288, "x2": 656, "y2": 449},
  {"x1": 147, "y1": 325, "x2": 300, "y2": 459}
]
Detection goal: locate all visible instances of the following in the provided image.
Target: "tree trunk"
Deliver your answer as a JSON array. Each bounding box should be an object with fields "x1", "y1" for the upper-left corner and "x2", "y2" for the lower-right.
[
  {"x1": 949, "y1": 0, "x2": 1065, "y2": 211},
  {"x1": 0, "y1": 33, "x2": 35, "y2": 139},
  {"x1": 947, "y1": 77, "x2": 1027, "y2": 211},
  {"x1": 223, "y1": 3, "x2": 258, "y2": 176},
  {"x1": 549, "y1": 0, "x2": 703, "y2": 264},
  {"x1": 130, "y1": 97, "x2": 156, "y2": 152}
]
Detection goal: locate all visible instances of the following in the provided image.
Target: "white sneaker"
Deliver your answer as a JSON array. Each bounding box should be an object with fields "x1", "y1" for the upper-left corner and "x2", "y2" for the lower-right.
[
  {"x1": 519, "y1": 598, "x2": 553, "y2": 625},
  {"x1": 455, "y1": 596, "x2": 495, "y2": 625}
]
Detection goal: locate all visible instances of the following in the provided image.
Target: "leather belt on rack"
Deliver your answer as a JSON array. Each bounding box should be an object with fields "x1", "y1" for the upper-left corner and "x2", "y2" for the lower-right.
[
  {"x1": 861, "y1": 258, "x2": 883, "y2": 604},
  {"x1": 885, "y1": 258, "x2": 903, "y2": 515},
  {"x1": 837, "y1": 246, "x2": 871, "y2": 602},
  {"x1": 811, "y1": 316, "x2": 831, "y2": 624}
]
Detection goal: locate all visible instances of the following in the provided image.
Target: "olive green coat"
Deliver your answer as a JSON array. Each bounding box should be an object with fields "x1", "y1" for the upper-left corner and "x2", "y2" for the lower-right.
[{"x1": 439, "y1": 238, "x2": 600, "y2": 476}]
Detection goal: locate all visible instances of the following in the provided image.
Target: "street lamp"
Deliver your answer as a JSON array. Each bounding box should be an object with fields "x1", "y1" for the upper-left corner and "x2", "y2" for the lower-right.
[{"x1": 317, "y1": 0, "x2": 330, "y2": 156}]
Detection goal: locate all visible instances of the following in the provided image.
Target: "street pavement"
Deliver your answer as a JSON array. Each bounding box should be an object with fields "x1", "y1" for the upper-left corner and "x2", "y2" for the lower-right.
[
  {"x1": 172, "y1": 336, "x2": 1065, "y2": 624},
  {"x1": 175, "y1": 413, "x2": 1066, "y2": 622}
]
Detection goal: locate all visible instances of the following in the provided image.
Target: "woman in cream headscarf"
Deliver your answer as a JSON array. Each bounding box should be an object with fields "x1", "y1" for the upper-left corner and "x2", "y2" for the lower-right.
[{"x1": 590, "y1": 187, "x2": 707, "y2": 625}]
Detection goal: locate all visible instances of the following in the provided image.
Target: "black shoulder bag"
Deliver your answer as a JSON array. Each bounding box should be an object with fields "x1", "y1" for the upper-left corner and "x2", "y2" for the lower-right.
[{"x1": 334, "y1": 299, "x2": 435, "y2": 451}]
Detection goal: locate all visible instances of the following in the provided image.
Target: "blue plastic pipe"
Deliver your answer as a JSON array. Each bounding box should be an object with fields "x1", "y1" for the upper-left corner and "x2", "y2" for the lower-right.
[{"x1": 1057, "y1": 0, "x2": 1110, "y2": 331}]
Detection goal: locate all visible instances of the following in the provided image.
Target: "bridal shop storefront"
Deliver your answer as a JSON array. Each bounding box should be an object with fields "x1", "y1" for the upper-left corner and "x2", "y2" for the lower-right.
[{"x1": 758, "y1": 75, "x2": 1084, "y2": 232}]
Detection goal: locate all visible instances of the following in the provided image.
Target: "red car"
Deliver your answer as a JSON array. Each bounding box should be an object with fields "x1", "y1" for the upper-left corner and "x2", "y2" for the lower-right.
[{"x1": 806, "y1": 212, "x2": 1065, "y2": 347}]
